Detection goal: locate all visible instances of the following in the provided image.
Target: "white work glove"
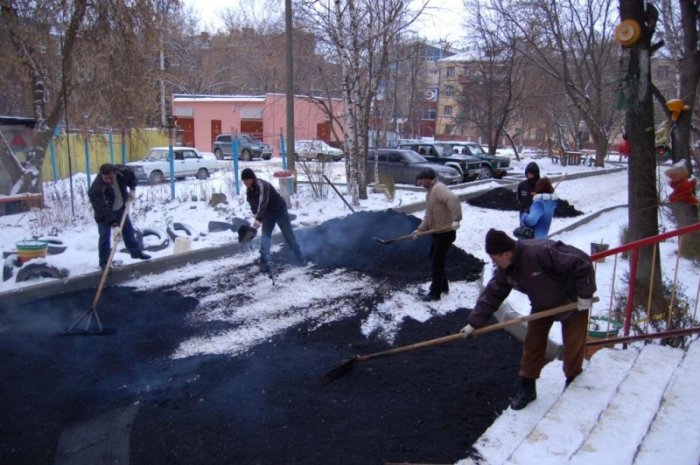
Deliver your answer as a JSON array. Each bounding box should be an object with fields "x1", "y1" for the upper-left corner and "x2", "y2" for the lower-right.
[
  {"x1": 253, "y1": 220, "x2": 261, "y2": 229},
  {"x1": 111, "y1": 225, "x2": 121, "y2": 240},
  {"x1": 410, "y1": 230, "x2": 419, "y2": 240},
  {"x1": 460, "y1": 324, "x2": 475, "y2": 338},
  {"x1": 451, "y1": 221, "x2": 460, "y2": 231},
  {"x1": 128, "y1": 190, "x2": 135, "y2": 201},
  {"x1": 577, "y1": 297, "x2": 593, "y2": 312}
]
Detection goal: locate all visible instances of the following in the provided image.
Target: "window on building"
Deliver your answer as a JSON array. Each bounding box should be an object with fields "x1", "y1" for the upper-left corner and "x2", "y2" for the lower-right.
[
  {"x1": 446, "y1": 66, "x2": 455, "y2": 78},
  {"x1": 444, "y1": 105, "x2": 453, "y2": 116},
  {"x1": 445, "y1": 86, "x2": 455, "y2": 97}
]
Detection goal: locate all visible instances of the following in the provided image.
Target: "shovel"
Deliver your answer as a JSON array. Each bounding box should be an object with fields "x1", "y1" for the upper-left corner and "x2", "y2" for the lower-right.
[
  {"x1": 374, "y1": 226, "x2": 454, "y2": 245},
  {"x1": 323, "y1": 298, "x2": 598, "y2": 382},
  {"x1": 65, "y1": 199, "x2": 133, "y2": 335}
]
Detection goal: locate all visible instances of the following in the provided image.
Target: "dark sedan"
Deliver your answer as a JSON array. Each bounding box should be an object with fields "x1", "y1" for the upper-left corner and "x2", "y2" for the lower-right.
[{"x1": 367, "y1": 149, "x2": 462, "y2": 185}]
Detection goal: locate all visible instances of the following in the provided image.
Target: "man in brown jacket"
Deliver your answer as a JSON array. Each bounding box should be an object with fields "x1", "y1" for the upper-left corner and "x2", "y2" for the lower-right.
[
  {"x1": 412, "y1": 168, "x2": 462, "y2": 301},
  {"x1": 461, "y1": 229, "x2": 596, "y2": 410}
]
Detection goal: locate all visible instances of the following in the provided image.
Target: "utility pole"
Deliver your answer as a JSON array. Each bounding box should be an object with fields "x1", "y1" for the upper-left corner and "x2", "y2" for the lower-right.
[{"x1": 285, "y1": 0, "x2": 295, "y2": 176}]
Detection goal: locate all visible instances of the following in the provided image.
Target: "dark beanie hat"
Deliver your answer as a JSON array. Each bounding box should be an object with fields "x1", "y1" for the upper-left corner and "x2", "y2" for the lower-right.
[
  {"x1": 416, "y1": 168, "x2": 436, "y2": 180},
  {"x1": 485, "y1": 229, "x2": 516, "y2": 255},
  {"x1": 241, "y1": 168, "x2": 256, "y2": 180}
]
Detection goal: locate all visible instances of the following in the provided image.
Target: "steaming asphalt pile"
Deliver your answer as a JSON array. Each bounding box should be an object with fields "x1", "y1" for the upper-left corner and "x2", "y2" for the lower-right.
[
  {"x1": 467, "y1": 186, "x2": 584, "y2": 217},
  {"x1": 293, "y1": 209, "x2": 483, "y2": 284},
  {"x1": 0, "y1": 210, "x2": 524, "y2": 465}
]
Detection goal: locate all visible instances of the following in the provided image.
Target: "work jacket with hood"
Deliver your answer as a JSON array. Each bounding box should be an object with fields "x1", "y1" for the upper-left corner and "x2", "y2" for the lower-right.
[
  {"x1": 520, "y1": 193, "x2": 559, "y2": 239},
  {"x1": 467, "y1": 239, "x2": 596, "y2": 328},
  {"x1": 417, "y1": 179, "x2": 462, "y2": 232},
  {"x1": 516, "y1": 162, "x2": 540, "y2": 213},
  {"x1": 88, "y1": 165, "x2": 137, "y2": 225},
  {"x1": 246, "y1": 177, "x2": 287, "y2": 222}
]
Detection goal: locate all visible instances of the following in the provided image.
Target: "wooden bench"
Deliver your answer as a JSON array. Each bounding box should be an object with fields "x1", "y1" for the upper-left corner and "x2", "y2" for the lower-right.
[
  {"x1": 563, "y1": 151, "x2": 583, "y2": 166},
  {"x1": 0, "y1": 193, "x2": 44, "y2": 216}
]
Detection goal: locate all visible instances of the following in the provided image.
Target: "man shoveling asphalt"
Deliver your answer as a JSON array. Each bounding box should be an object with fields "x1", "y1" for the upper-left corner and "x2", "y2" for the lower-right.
[
  {"x1": 241, "y1": 168, "x2": 305, "y2": 274},
  {"x1": 461, "y1": 229, "x2": 596, "y2": 410}
]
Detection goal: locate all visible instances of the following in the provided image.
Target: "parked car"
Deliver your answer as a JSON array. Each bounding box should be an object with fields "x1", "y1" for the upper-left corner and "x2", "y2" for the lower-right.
[
  {"x1": 367, "y1": 149, "x2": 462, "y2": 185},
  {"x1": 127, "y1": 147, "x2": 219, "y2": 183},
  {"x1": 444, "y1": 141, "x2": 512, "y2": 179},
  {"x1": 396, "y1": 142, "x2": 482, "y2": 182},
  {"x1": 294, "y1": 139, "x2": 344, "y2": 162},
  {"x1": 212, "y1": 133, "x2": 272, "y2": 161}
]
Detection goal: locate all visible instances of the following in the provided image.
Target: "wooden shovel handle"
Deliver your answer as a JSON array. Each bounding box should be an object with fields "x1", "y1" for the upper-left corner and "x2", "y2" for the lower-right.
[
  {"x1": 379, "y1": 226, "x2": 455, "y2": 244},
  {"x1": 355, "y1": 298, "x2": 598, "y2": 363},
  {"x1": 91, "y1": 199, "x2": 132, "y2": 308}
]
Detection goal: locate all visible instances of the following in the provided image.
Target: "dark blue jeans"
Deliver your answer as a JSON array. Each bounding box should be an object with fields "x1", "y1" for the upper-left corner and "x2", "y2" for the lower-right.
[
  {"x1": 259, "y1": 208, "x2": 302, "y2": 264},
  {"x1": 97, "y1": 206, "x2": 141, "y2": 267}
]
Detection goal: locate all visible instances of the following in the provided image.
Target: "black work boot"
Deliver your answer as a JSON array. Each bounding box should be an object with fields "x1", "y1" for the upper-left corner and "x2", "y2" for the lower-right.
[
  {"x1": 510, "y1": 377, "x2": 537, "y2": 410},
  {"x1": 131, "y1": 251, "x2": 151, "y2": 260}
]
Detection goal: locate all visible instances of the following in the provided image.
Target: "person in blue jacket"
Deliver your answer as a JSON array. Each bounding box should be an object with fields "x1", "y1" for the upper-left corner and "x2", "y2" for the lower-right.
[{"x1": 520, "y1": 177, "x2": 558, "y2": 239}]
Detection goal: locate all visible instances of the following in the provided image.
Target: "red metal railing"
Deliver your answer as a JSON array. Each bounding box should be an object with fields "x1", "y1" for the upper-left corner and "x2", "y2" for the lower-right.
[{"x1": 588, "y1": 221, "x2": 700, "y2": 348}]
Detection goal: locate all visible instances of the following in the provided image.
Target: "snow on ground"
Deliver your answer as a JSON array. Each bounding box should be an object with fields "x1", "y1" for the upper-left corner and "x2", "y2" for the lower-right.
[{"x1": 1, "y1": 154, "x2": 698, "y2": 464}]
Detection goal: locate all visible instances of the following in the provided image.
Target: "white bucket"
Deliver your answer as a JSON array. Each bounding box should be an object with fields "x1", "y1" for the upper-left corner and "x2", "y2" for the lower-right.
[{"x1": 173, "y1": 236, "x2": 192, "y2": 254}]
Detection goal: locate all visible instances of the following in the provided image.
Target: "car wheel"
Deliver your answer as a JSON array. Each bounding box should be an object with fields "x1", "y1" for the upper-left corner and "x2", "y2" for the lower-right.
[
  {"x1": 149, "y1": 170, "x2": 165, "y2": 184},
  {"x1": 15, "y1": 263, "x2": 67, "y2": 282},
  {"x1": 196, "y1": 168, "x2": 210, "y2": 180},
  {"x1": 263, "y1": 154, "x2": 271, "y2": 160},
  {"x1": 241, "y1": 149, "x2": 252, "y2": 161},
  {"x1": 214, "y1": 149, "x2": 223, "y2": 160},
  {"x1": 476, "y1": 166, "x2": 493, "y2": 180}
]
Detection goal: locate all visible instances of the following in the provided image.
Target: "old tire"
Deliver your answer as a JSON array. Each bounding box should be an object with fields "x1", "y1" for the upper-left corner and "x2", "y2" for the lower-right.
[
  {"x1": 208, "y1": 221, "x2": 233, "y2": 233},
  {"x1": 141, "y1": 227, "x2": 170, "y2": 252},
  {"x1": 167, "y1": 222, "x2": 200, "y2": 242},
  {"x1": 38, "y1": 236, "x2": 68, "y2": 255},
  {"x1": 241, "y1": 149, "x2": 252, "y2": 161},
  {"x1": 196, "y1": 168, "x2": 210, "y2": 180},
  {"x1": 15, "y1": 263, "x2": 67, "y2": 282},
  {"x1": 3, "y1": 254, "x2": 18, "y2": 282}
]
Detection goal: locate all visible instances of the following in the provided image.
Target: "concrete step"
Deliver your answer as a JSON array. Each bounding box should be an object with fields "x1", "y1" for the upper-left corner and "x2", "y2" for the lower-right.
[
  {"x1": 633, "y1": 339, "x2": 700, "y2": 465},
  {"x1": 457, "y1": 348, "x2": 638, "y2": 465},
  {"x1": 505, "y1": 348, "x2": 638, "y2": 465},
  {"x1": 568, "y1": 344, "x2": 683, "y2": 465}
]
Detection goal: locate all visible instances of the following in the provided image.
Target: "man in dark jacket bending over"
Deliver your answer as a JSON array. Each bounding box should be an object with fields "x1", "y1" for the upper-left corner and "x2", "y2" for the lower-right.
[
  {"x1": 461, "y1": 229, "x2": 596, "y2": 410},
  {"x1": 242, "y1": 168, "x2": 304, "y2": 273},
  {"x1": 89, "y1": 163, "x2": 151, "y2": 270}
]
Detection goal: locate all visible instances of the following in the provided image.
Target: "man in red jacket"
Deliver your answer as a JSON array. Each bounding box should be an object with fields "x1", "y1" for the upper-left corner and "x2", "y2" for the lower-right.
[{"x1": 461, "y1": 229, "x2": 596, "y2": 410}]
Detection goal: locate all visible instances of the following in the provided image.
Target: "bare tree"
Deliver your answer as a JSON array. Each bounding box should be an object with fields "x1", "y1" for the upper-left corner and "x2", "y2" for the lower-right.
[
  {"x1": 456, "y1": 0, "x2": 528, "y2": 156},
  {"x1": 0, "y1": 0, "x2": 172, "y2": 195},
  {"x1": 490, "y1": 0, "x2": 621, "y2": 166},
  {"x1": 296, "y1": 0, "x2": 425, "y2": 203}
]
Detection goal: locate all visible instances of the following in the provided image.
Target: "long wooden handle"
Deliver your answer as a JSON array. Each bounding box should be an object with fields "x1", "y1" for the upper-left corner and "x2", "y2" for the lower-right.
[
  {"x1": 355, "y1": 299, "x2": 598, "y2": 362},
  {"x1": 381, "y1": 226, "x2": 454, "y2": 244},
  {"x1": 91, "y1": 199, "x2": 132, "y2": 308}
]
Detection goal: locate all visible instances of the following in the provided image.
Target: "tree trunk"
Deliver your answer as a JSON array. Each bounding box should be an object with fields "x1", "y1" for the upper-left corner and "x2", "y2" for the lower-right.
[{"x1": 620, "y1": 0, "x2": 663, "y2": 314}]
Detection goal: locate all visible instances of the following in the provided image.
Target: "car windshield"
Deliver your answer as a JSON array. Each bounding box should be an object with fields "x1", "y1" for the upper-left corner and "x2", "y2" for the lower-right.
[
  {"x1": 402, "y1": 150, "x2": 428, "y2": 163},
  {"x1": 144, "y1": 149, "x2": 167, "y2": 161},
  {"x1": 432, "y1": 143, "x2": 453, "y2": 156},
  {"x1": 467, "y1": 143, "x2": 486, "y2": 155}
]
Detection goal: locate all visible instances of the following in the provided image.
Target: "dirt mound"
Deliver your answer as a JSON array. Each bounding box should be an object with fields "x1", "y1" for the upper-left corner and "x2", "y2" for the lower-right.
[
  {"x1": 466, "y1": 187, "x2": 583, "y2": 217},
  {"x1": 467, "y1": 187, "x2": 520, "y2": 211},
  {"x1": 288, "y1": 209, "x2": 483, "y2": 285}
]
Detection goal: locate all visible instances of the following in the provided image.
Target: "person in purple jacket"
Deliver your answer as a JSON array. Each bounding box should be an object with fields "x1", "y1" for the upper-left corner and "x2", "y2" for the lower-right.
[
  {"x1": 460, "y1": 229, "x2": 596, "y2": 410},
  {"x1": 520, "y1": 177, "x2": 558, "y2": 239}
]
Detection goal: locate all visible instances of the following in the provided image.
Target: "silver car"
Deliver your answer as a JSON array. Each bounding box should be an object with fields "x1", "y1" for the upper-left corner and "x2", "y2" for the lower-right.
[{"x1": 367, "y1": 149, "x2": 462, "y2": 185}]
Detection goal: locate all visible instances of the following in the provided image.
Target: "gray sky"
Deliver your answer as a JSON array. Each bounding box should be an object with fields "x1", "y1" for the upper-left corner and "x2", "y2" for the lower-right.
[{"x1": 182, "y1": 0, "x2": 466, "y2": 43}]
